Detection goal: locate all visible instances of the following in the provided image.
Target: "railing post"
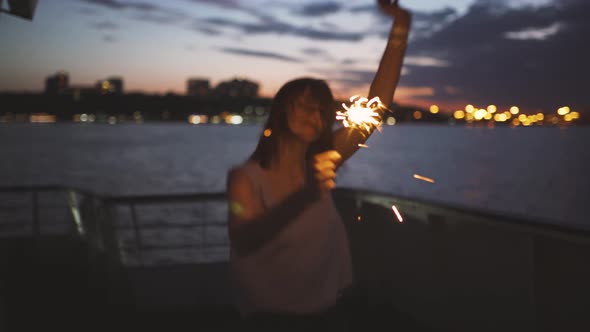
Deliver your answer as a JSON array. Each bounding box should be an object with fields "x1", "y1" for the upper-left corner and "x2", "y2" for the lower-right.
[
  {"x1": 31, "y1": 190, "x2": 40, "y2": 237},
  {"x1": 97, "y1": 201, "x2": 122, "y2": 264},
  {"x1": 129, "y1": 203, "x2": 144, "y2": 265},
  {"x1": 66, "y1": 190, "x2": 86, "y2": 237},
  {"x1": 530, "y1": 233, "x2": 540, "y2": 331}
]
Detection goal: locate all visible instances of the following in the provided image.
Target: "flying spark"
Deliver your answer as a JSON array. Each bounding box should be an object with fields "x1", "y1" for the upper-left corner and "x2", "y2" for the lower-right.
[
  {"x1": 413, "y1": 174, "x2": 435, "y2": 183},
  {"x1": 391, "y1": 205, "x2": 403, "y2": 223}
]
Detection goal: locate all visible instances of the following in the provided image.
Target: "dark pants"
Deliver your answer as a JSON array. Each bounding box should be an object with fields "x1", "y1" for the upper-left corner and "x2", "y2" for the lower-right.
[
  {"x1": 240, "y1": 287, "x2": 362, "y2": 332},
  {"x1": 239, "y1": 286, "x2": 429, "y2": 332},
  {"x1": 242, "y1": 303, "x2": 347, "y2": 331}
]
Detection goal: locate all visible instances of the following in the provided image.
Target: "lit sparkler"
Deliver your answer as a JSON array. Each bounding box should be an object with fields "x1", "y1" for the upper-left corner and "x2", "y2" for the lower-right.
[{"x1": 336, "y1": 95, "x2": 389, "y2": 137}]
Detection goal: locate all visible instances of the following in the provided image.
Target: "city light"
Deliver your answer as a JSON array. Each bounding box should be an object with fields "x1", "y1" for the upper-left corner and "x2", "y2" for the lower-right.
[
  {"x1": 474, "y1": 109, "x2": 487, "y2": 120},
  {"x1": 188, "y1": 115, "x2": 202, "y2": 124},
  {"x1": 454, "y1": 110, "x2": 465, "y2": 120},
  {"x1": 557, "y1": 106, "x2": 571, "y2": 115},
  {"x1": 29, "y1": 113, "x2": 56, "y2": 123},
  {"x1": 429, "y1": 105, "x2": 439, "y2": 114},
  {"x1": 510, "y1": 106, "x2": 520, "y2": 115},
  {"x1": 229, "y1": 115, "x2": 243, "y2": 125}
]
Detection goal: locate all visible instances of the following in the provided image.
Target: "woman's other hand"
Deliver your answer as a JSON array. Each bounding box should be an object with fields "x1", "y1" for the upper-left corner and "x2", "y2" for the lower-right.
[
  {"x1": 310, "y1": 150, "x2": 342, "y2": 192},
  {"x1": 378, "y1": 0, "x2": 411, "y2": 26}
]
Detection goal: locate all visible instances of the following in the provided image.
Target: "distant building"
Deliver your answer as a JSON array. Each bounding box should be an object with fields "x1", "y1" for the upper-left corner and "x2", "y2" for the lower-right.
[
  {"x1": 1, "y1": 0, "x2": 38, "y2": 20},
  {"x1": 45, "y1": 71, "x2": 69, "y2": 95},
  {"x1": 96, "y1": 77, "x2": 123, "y2": 95},
  {"x1": 66, "y1": 85, "x2": 98, "y2": 101},
  {"x1": 187, "y1": 78, "x2": 210, "y2": 97},
  {"x1": 214, "y1": 78, "x2": 259, "y2": 97}
]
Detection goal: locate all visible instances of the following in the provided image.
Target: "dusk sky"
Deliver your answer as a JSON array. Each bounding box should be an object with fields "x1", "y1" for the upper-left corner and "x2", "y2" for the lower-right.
[{"x1": 1, "y1": 0, "x2": 588, "y2": 113}]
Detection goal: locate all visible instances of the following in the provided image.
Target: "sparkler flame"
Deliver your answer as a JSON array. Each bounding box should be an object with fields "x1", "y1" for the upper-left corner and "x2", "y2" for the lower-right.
[{"x1": 336, "y1": 95, "x2": 389, "y2": 135}]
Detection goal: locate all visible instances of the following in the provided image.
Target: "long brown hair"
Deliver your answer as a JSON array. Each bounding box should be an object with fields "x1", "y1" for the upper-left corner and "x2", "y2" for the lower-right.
[{"x1": 250, "y1": 77, "x2": 336, "y2": 169}]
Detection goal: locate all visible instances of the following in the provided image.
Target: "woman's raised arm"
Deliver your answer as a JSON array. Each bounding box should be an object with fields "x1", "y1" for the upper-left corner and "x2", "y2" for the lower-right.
[{"x1": 334, "y1": 0, "x2": 411, "y2": 165}]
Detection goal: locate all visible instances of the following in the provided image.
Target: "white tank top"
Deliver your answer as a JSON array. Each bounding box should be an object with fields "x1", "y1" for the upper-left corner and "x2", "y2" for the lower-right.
[{"x1": 228, "y1": 160, "x2": 353, "y2": 315}]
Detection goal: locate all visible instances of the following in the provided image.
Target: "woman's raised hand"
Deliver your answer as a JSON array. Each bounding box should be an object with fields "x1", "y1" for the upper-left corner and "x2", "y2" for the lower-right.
[
  {"x1": 309, "y1": 150, "x2": 342, "y2": 192},
  {"x1": 378, "y1": 0, "x2": 411, "y2": 25}
]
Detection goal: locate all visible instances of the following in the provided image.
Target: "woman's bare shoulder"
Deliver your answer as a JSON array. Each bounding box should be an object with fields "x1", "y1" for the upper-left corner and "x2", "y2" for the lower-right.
[
  {"x1": 228, "y1": 160, "x2": 261, "y2": 180},
  {"x1": 227, "y1": 160, "x2": 265, "y2": 225},
  {"x1": 227, "y1": 160, "x2": 265, "y2": 192}
]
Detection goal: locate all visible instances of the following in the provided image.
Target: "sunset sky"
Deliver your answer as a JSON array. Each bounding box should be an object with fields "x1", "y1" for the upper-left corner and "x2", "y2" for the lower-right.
[{"x1": 1, "y1": 0, "x2": 588, "y2": 113}]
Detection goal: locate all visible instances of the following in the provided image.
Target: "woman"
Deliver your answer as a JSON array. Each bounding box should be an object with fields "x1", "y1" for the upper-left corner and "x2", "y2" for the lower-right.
[{"x1": 226, "y1": 1, "x2": 411, "y2": 329}]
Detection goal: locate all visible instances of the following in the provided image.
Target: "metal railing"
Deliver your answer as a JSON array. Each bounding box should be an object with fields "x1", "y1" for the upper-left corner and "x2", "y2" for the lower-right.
[
  {"x1": 2, "y1": 185, "x2": 590, "y2": 330},
  {"x1": 0, "y1": 185, "x2": 230, "y2": 266},
  {"x1": 2, "y1": 185, "x2": 589, "y2": 263}
]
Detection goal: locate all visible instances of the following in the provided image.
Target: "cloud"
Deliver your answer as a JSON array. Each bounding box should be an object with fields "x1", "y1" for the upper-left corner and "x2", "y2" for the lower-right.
[
  {"x1": 133, "y1": 12, "x2": 188, "y2": 25},
  {"x1": 295, "y1": 2, "x2": 342, "y2": 17},
  {"x1": 411, "y1": 7, "x2": 458, "y2": 39},
  {"x1": 301, "y1": 47, "x2": 327, "y2": 56},
  {"x1": 395, "y1": 86, "x2": 436, "y2": 99},
  {"x1": 203, "y1": 16, "x2": 365, "y2": 41},
  {"x1": 77, "y1": 7, "x2": 99, "y2": 15},
  {"x1": 103, "y1": 35, "x2": 116, "y2": 42},
  {"x1": 330, "y1": 69, "x2": 375, "y2": 89},
  {"x1": 349, "y1": 4, "x2": 459, "y2": 40},
  {"x1": 80, "y1": 0, "x2": 188, "y2": 25},
  {"x1": 400, "y1": 0, "x2": 590, "y2": 111},
  {"x1": 504, "y1": 22, "x2": 563, "y2": 40},
  {"x1": 91, "y1": 20, "x2": 119, "y2": 30},
  {"x1": 192, "y1": 25, "x2": 222, "y2": 35},
  {"x1": 79, "y1": 0, "x2": 368, "y2": 42},
  {"x1": 81, "y1": 0, "x2": 159, "y2": 11},
  {"x1": 185, "y1": 0, "x2": 240, "y2": 9},
  {"x1": 404, "y1": 56, "x2": 450, "y2": 67},
  {"x1": 348, "y1": 4, "x2": 375, "y2": 13},
  {"x1": 221, "y1": 47, "x2": 304, "y2": 63}
]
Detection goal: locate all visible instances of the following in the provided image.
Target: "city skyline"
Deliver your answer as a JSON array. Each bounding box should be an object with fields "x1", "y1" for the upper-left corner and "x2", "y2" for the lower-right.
[
  {"x1": 42, "y1": 70, "x2": 261, "y2": 97},
  {"x1": 1, "y1": 0, "x2": 589, "y2": 114}
]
